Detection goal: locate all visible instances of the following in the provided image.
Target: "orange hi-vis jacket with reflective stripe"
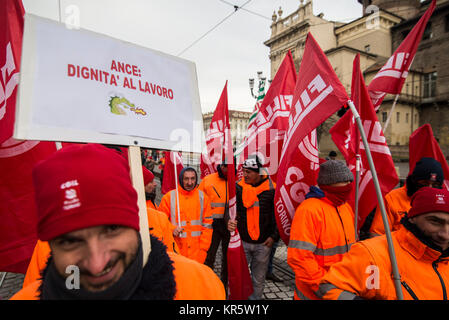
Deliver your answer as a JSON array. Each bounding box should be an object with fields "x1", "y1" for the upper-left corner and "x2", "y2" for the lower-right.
[
  {"x1": 369, "y1": 186, "x2": 411, "y2": 236},
  {"x1": 158, "y1": 185, "x2": 213, "y2": 264},
  {"x1": 199, "y1": 172, "x2": 227, "y2": 220},
  {"x1": 287, "y1": 197, "x2": 355, "y2": 300},
  {"x1": 319, "y1": 225, "x2": 449, "y2": 300}
]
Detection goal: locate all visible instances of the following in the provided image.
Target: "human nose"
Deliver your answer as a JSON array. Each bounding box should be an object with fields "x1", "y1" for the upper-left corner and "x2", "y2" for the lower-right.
[{"x1": 82, "y1": 239, "x2": 111, "y2": 275}]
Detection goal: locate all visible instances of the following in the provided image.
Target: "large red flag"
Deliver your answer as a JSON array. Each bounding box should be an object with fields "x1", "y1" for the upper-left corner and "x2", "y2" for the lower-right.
[
  {"x1": 161, "y1": 151, "x2": 184, "y2": 194},
  {"x1": 220, "y1": 84, "x2": 253, "y2": 300},
  {"x1": 274, "y1": 33, "x2": 349, "y2": 244},
  {"x1": 0, "y1": 0, "x2": 23, "y2": 144},
  {"x1": 200, "y1": 82, "x2": 229, "y2": 179},
  {"x1": 236, "y1": 51, "x2": 297, "y2": 183},
  {"x1": 330, "y1": 54, "x2": 398, "y2": 230},
  {"x1": 409, "y1": 124, "x2": 449, "y2": 191},
  {"x1": 368, "y1": 0, "x2": 436, "y2": 110}
]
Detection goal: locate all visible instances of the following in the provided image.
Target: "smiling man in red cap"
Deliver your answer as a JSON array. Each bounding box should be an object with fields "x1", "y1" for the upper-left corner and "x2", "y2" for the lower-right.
[
  {"x1": 11, "y1": 144, "x2": 225, "y2": 300},
  {"x1": 319, "y1": 186, "x2": 449, "y2": 300}
]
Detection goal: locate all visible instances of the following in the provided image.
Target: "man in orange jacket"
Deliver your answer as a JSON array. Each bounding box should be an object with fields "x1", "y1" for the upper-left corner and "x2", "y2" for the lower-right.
[
  {"x1": 12, "y1": 144, "x2": 224, "y2": 300},
  {"x1": 287, "y1": 160, "x2": 356, "y2": 300},
  {"x1": 199, "y1": 164, "x2": 231, "y2": 288},
  {"x1": 158, "y1": 167, "x2": 213, "y2": 264},
  {"x1": 319, "y1": 187, "x2": 449, "y2": 300},
  {"x1": 369, "y1": 157, "x2": 444, "y2": 237},
  {"x1": 228, "y1": 155, "x2": 279, "y2": 300},
  {"x1": 143, "y1": 166, "x2": 158, "y2": 210}
]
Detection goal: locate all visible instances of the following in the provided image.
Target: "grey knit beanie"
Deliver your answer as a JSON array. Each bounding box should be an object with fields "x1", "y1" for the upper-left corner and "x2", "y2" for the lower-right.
[{"x1": 317, "y1": 160, "x2": 354, "y2": 185}]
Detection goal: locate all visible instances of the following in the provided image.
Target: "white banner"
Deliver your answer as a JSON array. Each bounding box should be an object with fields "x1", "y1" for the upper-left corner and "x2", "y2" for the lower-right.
[{"x1": 14, "y1": 14, "x2": 203, "y2": 152}]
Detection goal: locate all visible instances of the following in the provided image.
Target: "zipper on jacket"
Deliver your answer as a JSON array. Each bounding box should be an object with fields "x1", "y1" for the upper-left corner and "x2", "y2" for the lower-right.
[
  {"x1": 433, "y1": 259, "x2": 448, "y2": 300},
  {"x1": 335, "y1": 207, "x2": 349, "y2": 253},
  {"x1": 400, "y1": 281, "x2": 419, "y2": 300}
]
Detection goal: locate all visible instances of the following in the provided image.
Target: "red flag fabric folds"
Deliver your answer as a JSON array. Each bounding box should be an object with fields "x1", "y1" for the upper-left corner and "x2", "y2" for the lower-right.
[
  {"x1": 368, "y1": 0, "x2": 436, "y2": 110},
  {"x1": 409, "y1": 124, "x2": 449, "y2": 191},
  {"x1": 161, "y1": 151, "x2": 184, "y2": 194},
  {"x1": 331, "y1": 54, "x2": 398, "y2": 230},
  {"x1": 274, "y1": 33, "x2": 349, "y2": 245}
]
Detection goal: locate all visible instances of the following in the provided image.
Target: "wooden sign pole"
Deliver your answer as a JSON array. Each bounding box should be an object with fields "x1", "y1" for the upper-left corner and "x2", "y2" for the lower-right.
[{"x1": 128, "y1": 146, "x2": 151, "y2": 266}]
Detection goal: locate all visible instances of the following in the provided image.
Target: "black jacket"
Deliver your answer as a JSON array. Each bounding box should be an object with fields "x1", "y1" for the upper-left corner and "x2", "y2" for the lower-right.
[{"x1": 235, "y1": 178, "x2": 280, "y2": 244}]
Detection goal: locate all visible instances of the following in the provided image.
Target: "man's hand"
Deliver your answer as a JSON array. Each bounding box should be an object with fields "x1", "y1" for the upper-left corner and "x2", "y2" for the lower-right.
[
  {"x1": 263, "y1": 236, "x2": 274, "y2": 248},
  {"x1": 227, "y1": 219, "x2": 237, "y2": 233},
  {"x1": 173, "y1": 226, "x2": 183, "y2": 237}
]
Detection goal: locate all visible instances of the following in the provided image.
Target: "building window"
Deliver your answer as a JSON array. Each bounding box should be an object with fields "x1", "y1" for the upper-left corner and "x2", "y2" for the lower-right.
[
  {"x1": 423, "y1": 22, "x2": 432, "y2": 40},
  {"x1": 396, "y1": 112, "x2": 400, "y2": 123},
  {"x1": 382, "y1": 112, "x2": 387, "y2": 122},
  {"x1": 423, "y1": 72, "x2": 437, "y2": 98}
]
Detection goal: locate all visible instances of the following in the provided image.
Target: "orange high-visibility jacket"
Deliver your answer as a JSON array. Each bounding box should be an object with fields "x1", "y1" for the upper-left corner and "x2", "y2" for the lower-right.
[
  {"x1": 147, "y1": 207, "x2": 179, "y2": 254},
  {"x1": 319, "y1": 225, "x2": 449, "y2": 300},
  {"x1": 11, "y1": 251, "x2": 226, "y2": 300},
  {"x1": 22, "y1": 209, "x2": 180, "y2": 287},
  {"x1": 158, "y1": 185, "x2": 213, "y2": 264},
  {"x1": 287, "y1": 197, "x2": 355, "y2": 300},
  {"x1": 198, "y1": 172, "x2": 227, "y2": 220},
  {"x1": 146, "y1": 199, "x2": 157, "y2": 210},
  {"x1": 369, "y1": 186, "x2": 411, "y2": 236}
]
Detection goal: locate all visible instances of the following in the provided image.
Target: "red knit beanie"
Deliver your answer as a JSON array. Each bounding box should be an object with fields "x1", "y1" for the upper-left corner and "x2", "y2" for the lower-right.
[
  {"x1": 408, "y1": 187, "x2": 449, "y2": 218},
  {"x1": 33, "y1": 144, "x2": 139, "y2": 241},
  {"x1": 142, "y1": 166, "x2": 154, "y2": 186}
]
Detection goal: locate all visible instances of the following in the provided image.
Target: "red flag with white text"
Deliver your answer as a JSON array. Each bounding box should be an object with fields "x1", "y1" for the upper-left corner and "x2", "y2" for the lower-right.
[
  {"x1": 274, "y1": 33, "x2": 349, "y2": 245},
  {"x1": 368, "y1": 0, "x2": 436, "y2": 110},
  {"x1": 236, "y1": 51, "x2": 296, "y2": 183},
  {"x1": 200, "y1": 82, "x2": 229, "y2": 178},
  {"x1": 222, "y1": 84, "x2": 253, "y2": 300},
  {"x1": 330, "y1": 54, "x2": 398, "y2": 230},
  {"x1": 409, "y1": 124, "x2": 449, "y2": 191},
  {"x1": 161, "y1": 151, "x2": 184, "y2": 194}
]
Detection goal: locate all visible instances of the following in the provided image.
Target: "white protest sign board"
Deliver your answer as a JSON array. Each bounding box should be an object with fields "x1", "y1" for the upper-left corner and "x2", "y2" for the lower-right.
[{"x1": 14, "y1": 14, "x2": 203, "y2": 153}]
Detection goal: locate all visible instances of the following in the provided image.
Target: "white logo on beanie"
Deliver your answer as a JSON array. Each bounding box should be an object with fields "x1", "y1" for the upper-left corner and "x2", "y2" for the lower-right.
[
  {"x1": 61, "y1": 179, "x2": 81, "y2": 211},
  {"x1": 436, "y1": 194, "x2": 446, "y2": 205}
]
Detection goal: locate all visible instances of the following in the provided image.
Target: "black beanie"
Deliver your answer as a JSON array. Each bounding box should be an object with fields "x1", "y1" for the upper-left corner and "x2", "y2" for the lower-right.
[
  {"x1": 411, "y1": 157, "x2": 444, "y2": 184},
  {"x1": 242, "y1": 155, "x2": 262, "y2": 173}
]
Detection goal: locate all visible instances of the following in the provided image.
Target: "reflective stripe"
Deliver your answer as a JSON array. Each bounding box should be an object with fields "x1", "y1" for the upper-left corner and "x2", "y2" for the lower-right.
[
  {"x1": 191, "y1": 231, "x2": 202, "y2": 237},
  {"x1": 338, "y1": 290, "x2": 357, "y2": 300},
  {"x1": 180, "y1": 221, "x2": 187, "y2": 227},
  {"x1": 316, "y1": 283, "x2": 338, "y2": 299},
  {"x1": 178, "y1": 232, "x2": 187, "y2": 238},
  {"x1": 212, "y1": 213, "x2": 224, "y2": 219},
  {"x1": 211, "y1": 202, "x2": 226, "y2": 208},
  {"x1": 288, "y1": 240, "x2": 316, "y2": 252},
  {"x1": 202, "y1": 223, "x2": 213, "y2": 229},
  {"x1": 288, "y1": 240, "x2": 351, "y2": 256},
  {"x1": 294, "y1": 285, "x2": 310, "y2": 300},
  {"x1": 199, "y1": 190, "x2": 204, "y2": 223},
  {"x1": 190, "y1": 219, "x2": 202, "y2": 226},
  {"x1": 251, "y1": 201, "x2": 260, "y2": 208}
]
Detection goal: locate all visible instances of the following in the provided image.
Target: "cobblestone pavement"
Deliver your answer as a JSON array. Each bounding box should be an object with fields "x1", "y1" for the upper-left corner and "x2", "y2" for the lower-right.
[{"x1": 0, "y1": 171, "x2": 295, "y2": 300}]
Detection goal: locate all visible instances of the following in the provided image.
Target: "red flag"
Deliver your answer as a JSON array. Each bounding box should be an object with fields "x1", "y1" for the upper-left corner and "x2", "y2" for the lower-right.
[
  {"x1": 409, "y1": 124, "x2": 449, "y2": 191},
  {"x1": 221, "y1": 84, "x2": 253, "y2": 300},
  {"x1": 0, "y1": 139, "x2": 57, "y2": 273},
  {"x1": 200, "y1": 82, "x2": 229, "y2": 178},
  {"x1": 161, "y1": 151, "x2": 184, "y2": 194},
  {"x1": 330, "y1": 54, "x2": 398, "y2": 230},
  {"x1": 274, "y1": 33, "x2": 349, "y2": 245},
  {"x1": 236, "y1": 51, "x2": 297, "y2": 183},
  {"x1": 368, "y1": 0, "x2": 436, "y2": 110},
  {"x1": 0, "y1": 0, "x2": 24, "y2": 144}
]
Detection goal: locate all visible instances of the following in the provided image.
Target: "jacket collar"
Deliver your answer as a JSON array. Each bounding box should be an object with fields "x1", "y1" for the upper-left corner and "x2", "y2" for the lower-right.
[{"x1": 178, "y1": 184, "x2": 198, "y2": 196}]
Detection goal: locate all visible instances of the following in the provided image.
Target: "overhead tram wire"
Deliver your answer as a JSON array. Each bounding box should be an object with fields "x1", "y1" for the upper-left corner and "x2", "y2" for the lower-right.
[
  {"x1": 177, "y1": 0, "x2": 253, "y2": 57},
  {"x1": 218, "y1": 0, "x2": 271, "y2": 21}
]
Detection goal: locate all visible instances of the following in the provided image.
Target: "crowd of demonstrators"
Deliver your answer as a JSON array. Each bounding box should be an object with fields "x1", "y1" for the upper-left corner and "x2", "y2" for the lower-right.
[
  {"x1": 11, "y1": 144, "x2": 225, "y2": 300},
  {"x1": 10, "y1": 142, "x2": 449, "y2": 301}
]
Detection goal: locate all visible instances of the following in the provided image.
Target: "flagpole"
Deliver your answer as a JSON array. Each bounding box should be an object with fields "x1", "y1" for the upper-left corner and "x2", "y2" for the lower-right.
[
  {"x1": 173, "y1": 153, "x2": 182, "y2": 229},
  {"x1": 354, "y1": 154, "x2": 361, "y2": 241},
  {"x1": 347, "y1": 100, "x2": 404, "y2": 300},
  {"x1": 382, "y1": 94, "x2": 399, "y2": 132}
]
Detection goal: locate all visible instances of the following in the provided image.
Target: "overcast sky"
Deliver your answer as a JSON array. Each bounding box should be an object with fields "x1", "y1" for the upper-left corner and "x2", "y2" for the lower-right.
[{"x1": 22, "y1": 0, "x2": 363, "y2": 114}]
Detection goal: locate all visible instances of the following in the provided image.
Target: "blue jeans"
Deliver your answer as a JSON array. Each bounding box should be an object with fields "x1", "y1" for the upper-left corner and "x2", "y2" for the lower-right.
[{"x1": 242, "y1": 241, "x2": 271, "y2": 300}]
